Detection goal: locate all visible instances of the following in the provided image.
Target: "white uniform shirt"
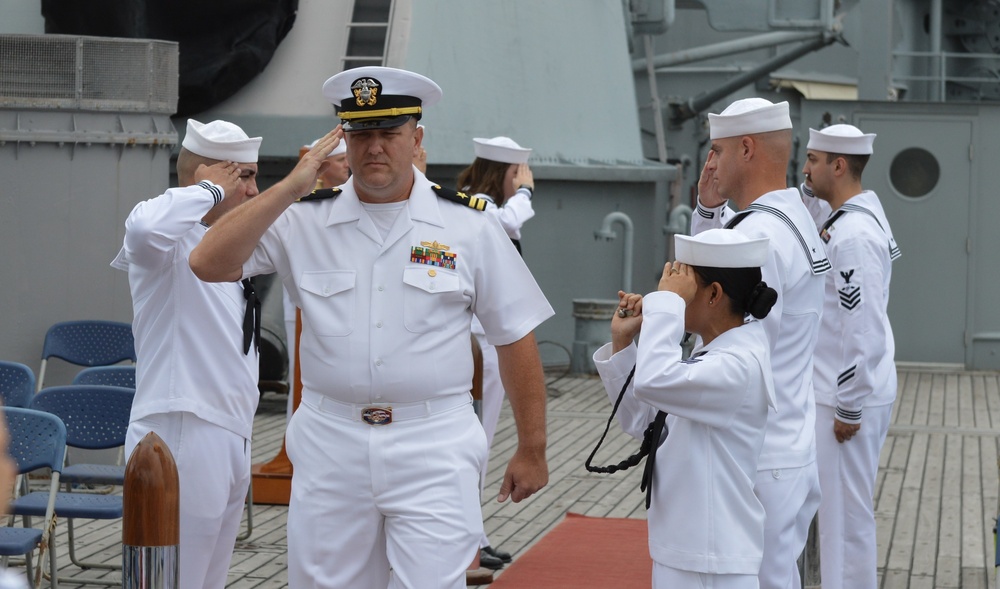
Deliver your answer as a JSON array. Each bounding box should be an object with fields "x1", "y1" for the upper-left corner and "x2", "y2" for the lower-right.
[
  {"x1": 593, "y1": 291, "x2": 776, "y2": 574},
  {"x1": 692, "y1": 188, "x2": 828, "y2": 469},
  {"x1": 243, "y1": 171, "x2": 554, "y2": 404},
  {"x1": 111, "y1": 183, "x2": 260, "y2": 439},
  {"x1": 803, "y1": 189, "x2": 899, "y2": 421},
  {"x1": 477, "y1": 187, "x2": 535, "y2": 240}
]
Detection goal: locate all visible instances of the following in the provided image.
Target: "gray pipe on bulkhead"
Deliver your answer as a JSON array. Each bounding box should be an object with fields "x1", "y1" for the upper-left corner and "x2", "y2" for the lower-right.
[{"x1": 595, "y1": 211, "x2": 634, "y2": 293}]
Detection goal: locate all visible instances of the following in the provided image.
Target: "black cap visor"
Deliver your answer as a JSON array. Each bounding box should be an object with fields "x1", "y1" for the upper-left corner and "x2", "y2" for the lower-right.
[{"x1": 342, "y1": 114, "x2": 418, "y2": 132}]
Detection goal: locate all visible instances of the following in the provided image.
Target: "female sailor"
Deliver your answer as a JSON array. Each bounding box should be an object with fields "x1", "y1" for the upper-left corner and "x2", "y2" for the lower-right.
[{"x1": 593, "y1": 229, "x2": 778, "y2": 588}]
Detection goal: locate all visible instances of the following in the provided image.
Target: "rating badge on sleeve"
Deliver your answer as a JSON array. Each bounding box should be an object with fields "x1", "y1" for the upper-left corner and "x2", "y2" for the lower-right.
[
  {"x1": 410, "y1": 240, "x2": 457, "y2": 270},
  {"x1": 838, "y1": 269, "x2": 860, "y2": 311}
]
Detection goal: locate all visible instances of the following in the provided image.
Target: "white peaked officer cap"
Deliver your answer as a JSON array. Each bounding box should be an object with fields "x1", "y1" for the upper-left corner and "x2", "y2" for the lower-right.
[
  {"x1": 807, "y1": 124, "x2": 876, "y2": 155},
  {"x1": 473, "y1": 136, "x2": 532, "y2": 164},
  {"x1": 708, "y1": 98, "x2": 792, "y2": 140},
  {"x1": 182, "y1": 119, "x2": 261, "y2": 163},
  {"x1": 675, "y1": 229, "x2": 770, "y2": 268},
  {"x1": 304, "y1": 137, "x2": 347, "y2": 157},
  {"x1": 322, "y1": 66, "x2": 442, "y2": 132}
]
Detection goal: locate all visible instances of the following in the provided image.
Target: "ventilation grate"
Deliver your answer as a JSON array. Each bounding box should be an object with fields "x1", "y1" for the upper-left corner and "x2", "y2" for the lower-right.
[{"x1": 0, "y1": 34, "x2": 178, "y2": 114}]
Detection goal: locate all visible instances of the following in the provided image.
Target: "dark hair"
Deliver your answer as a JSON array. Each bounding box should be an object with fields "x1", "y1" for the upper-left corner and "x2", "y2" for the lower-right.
[
  {"x1": 456, "y1": 158, "x2": 510, "y2": 205},
  {"x1": 692, "y1": 266, "x2": 778, "y2": 319},
  {"x1": 825, "y1": 152, "x2": 870, "y2": 180}
]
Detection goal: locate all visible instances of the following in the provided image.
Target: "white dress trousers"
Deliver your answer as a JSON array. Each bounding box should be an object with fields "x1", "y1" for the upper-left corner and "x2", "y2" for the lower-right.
[
  {"x1": 753, "y1": 462, "x2": 822, "y2": 589},
  {"x1": 285, "y1": 394, "x2": 487, "y2": 589},
  {"x1": 815, "y1": 403, "x2": 891, "y2": 589},
  {"x1": 654, "y1": 563, "x2": 759, "y2": 589}
]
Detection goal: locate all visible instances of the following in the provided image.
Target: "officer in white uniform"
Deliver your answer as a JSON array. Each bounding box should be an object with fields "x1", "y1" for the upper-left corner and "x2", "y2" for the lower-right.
[
  {"x1": 112, "y1": 119, "x2": 263, "y2": 589},
  {"x1": 594, "y1": 229, "x2": 778, "y2": 589},
  {"x1": 800, "y1": 124, "x2": 899, "y2": 589},
  {"x1": 692, "y1": 98, "x2": 830, "y2": 589},
  {"x1": 460, "y1": 135, "x2": 537, "y2": 568},
  {"x1": 189, "y1": 66, "x2": 554, "y2": 589}
]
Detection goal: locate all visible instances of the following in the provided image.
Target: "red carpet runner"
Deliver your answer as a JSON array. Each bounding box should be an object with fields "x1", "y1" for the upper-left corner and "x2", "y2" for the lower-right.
[{"x1": 489, "y1": 513, "x2": 652, "y2": 588}]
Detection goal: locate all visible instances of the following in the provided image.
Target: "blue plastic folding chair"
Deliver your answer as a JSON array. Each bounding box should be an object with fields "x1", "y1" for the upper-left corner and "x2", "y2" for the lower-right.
[
  {"x1": 36, "y1": 321, "x2": 135, "y2": 392},
  {"x1": 70, "y1": 367, "x2": 135, "y2": 390},
  {"x1": 27, "y1": 385, "x2": 133, "y2": 582},
  {"x1": 0, "y1": 362, "x2": 35, "y2": 408},
  {"x1": 0, "y1": 407, "x2": 66, "y2": 588}
]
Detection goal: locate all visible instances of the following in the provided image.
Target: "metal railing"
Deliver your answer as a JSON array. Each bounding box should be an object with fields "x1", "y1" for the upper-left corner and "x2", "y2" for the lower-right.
[{"x1": 892, "y1": 50, "x2": 1000, "y2": 102}]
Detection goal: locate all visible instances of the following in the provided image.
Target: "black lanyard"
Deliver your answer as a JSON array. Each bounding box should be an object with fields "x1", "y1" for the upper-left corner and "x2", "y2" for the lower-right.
[{"x1": 241, "y1": 278, "x2": 261, "y2": 355}]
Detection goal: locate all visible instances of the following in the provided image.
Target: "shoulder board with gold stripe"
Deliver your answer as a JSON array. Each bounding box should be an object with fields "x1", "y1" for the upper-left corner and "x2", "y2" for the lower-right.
[
  {"x1": 431, "y1": 184, "x2": 487, "y2": 211},
  {"x1": 296, "y1": 187, "x2": 341, "y2": 202}
]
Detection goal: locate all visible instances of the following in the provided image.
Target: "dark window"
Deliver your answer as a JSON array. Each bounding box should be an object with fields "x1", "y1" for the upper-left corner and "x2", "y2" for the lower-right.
[{"x1": 889, "y1": 147, "x2": 940, "y2": 198}]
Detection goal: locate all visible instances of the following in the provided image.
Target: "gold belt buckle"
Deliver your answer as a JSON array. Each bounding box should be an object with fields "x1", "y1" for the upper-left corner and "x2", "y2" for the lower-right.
[{"x1": 362, "y1": 406, "x2": 392, "y2": 425}]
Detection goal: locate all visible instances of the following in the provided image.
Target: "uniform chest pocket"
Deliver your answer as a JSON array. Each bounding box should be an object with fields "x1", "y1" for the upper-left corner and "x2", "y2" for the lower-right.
[
  {"x1": 401, "y1": 267, "x2": 464, "y2": 333},
  {"x1": 299, "y1": 270, "x2": 355, "y2": 336}
]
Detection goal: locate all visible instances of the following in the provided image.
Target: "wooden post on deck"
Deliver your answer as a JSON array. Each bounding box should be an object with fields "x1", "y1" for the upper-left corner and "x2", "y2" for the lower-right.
[{"x1": 122, "y1": 431, "x2": 179, "y2": 589}]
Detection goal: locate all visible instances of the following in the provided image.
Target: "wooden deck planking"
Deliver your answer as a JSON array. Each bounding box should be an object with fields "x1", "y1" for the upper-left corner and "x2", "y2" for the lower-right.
[
  {"x1": 984, "y1": 376, "x2": 1000, "y2": 430},
  {"x1": 14, "y1": 368, "x2": 1000, "y2": 588},
  {"x1": 938, "y1": 434, "x2": 963, "y2": 588}
]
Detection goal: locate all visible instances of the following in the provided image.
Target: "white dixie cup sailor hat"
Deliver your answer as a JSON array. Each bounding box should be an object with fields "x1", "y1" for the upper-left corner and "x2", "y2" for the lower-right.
[
  {"x1": 708, "y1": 98, "x2": 792, "y2": 140},
  {"x1": 674, "y1": 228, "x2": 770, "y2": 268},
  {"x1": 472, "y1": 136, "x2": 532, "y2": 164},
  {"x1": 182, "y1": 119, "x2": 262, "y2": 163},
  {"x1": 806, "y1": 124, "x2": 876, "y2": 155}
]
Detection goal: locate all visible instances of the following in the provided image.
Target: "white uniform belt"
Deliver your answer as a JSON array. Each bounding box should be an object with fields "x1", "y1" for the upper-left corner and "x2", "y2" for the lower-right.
[{"x1": 301, "y1": 390, "x2": 471, "y2": 424}]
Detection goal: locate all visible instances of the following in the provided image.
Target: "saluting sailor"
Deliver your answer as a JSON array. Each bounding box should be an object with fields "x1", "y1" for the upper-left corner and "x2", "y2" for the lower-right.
[
  {"x1": 693, "y1": 97, "x2": 830, "y2": 589},
  {"x1": 112, "y1": 119, "x2": 264, "y2": 589},
  {"x1": 594, "y1": 229, "x2": 779, "y2": 589},
  {"x1": 189, "y1": 66, "x2": 554, "y2": 589},
  {"x1": 458, "y1": 136, "x2": 536, "y2": 253},
  {"x1": 800, "y1": 124, "x2": 899, "y2": 589}
]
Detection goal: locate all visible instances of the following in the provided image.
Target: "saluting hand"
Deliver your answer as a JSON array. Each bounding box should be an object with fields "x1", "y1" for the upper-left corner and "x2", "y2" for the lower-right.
[
  {"x1": 286, "y1": 126, "x2": 345, "y2": 198},
  {"x1": 512, "y1": 163, "x2": 534, "y2": 191},
  {"x1": 658, "y1": 261, "x2": 697, "y2": 304},
  {"x1": 697, "y1": 150, "x2": 725, "y2": 208},
  {"x1": 195, "y1": 161, "x2": 242, "y2": 201}
]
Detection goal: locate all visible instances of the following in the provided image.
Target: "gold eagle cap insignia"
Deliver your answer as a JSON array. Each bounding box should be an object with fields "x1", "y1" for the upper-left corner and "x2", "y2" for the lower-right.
[{"x1": 351, "y1": 77, "x2": 380, "y2": 107}]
